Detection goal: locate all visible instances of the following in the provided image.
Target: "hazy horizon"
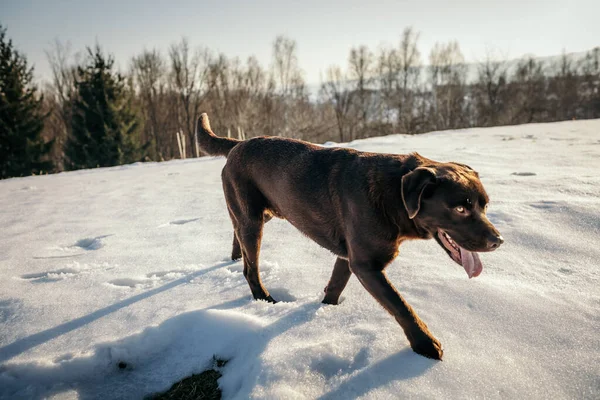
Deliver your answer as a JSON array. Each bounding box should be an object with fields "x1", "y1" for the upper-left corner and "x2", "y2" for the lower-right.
[{"x1": 2, "y1": 0, "x2": 599, "y2": 86}]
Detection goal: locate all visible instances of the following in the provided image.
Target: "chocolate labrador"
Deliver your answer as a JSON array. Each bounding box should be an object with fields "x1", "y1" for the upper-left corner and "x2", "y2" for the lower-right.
[{"x1": 195, "y1": 113, "x2": 503, "y2": 360}]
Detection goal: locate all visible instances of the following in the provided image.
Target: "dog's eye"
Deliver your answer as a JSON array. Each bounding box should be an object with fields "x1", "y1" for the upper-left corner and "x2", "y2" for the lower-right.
[{"x1": 455, "y1": 206, "x2": 466, "y2": 214}]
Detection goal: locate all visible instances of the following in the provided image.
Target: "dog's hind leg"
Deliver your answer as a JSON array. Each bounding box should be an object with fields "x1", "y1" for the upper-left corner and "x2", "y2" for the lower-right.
[
  {"x1": 322, "y1": 257, "x2": 352, "y2": 305},
  {"x1": 223, "y1": 165, "x2": 275, "y2": 302},
  {"x1": 231, "y1": 212, "x2": 272, "y2": 261},
  {"x1": 231, "y1": 234, "x2": 242, "y2": 261},
  {"x1": 236, "y1": 217, "x2": 276, "y2": 303}
]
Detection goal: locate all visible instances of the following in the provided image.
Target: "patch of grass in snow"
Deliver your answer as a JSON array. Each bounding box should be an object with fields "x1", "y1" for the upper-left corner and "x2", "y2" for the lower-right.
[{"x1": 148, "y1": 358, "x2": 227, "y2": 400}]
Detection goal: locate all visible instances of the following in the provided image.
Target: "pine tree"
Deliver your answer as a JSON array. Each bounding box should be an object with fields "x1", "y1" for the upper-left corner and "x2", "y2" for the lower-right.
[
  {"x1": 65, "y1": 46, "x2": 143, "y2": 170},
  {"x1": 0, "y1": 24, "x2": 52, "y2": 179}
]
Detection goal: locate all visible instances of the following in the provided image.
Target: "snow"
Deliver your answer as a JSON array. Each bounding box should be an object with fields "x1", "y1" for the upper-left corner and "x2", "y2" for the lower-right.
[{"x1": 1, "y1": 120, "x2": 599, "y2": 399}]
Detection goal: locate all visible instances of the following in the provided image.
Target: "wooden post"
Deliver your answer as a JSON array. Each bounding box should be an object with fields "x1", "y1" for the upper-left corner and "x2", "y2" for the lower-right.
[
  {"x1": 176, "y1": 131, "x2": 183, "y2": 159},
  {"x1": 181, "y1": 133, "x2": 186, "y2": 159},
  {"x1": 227, "y1": 128, "x2": 231, "y2": 139},
  {"x1": 195, "y1": 131, "x2": 200, "y2": 158}
]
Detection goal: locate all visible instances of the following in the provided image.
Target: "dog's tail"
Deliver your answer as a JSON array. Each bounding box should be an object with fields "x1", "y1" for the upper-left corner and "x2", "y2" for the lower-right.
[{"x1": 195, "y1": 113, "x2": 241, "y2": 157}]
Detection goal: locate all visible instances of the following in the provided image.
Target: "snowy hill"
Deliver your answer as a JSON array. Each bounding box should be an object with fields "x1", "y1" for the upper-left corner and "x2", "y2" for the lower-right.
[{"x1": 1, "y1": 120, "x2": 599, "y2": 399}]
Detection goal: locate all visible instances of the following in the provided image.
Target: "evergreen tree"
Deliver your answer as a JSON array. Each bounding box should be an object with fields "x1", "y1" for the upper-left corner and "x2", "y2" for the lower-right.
[
  {"x1": 0, "y1": 24, "x2": 52, "y2": 179},
  {"x1": 65, "y1": 46, "x2": 143, "y2": 170}
]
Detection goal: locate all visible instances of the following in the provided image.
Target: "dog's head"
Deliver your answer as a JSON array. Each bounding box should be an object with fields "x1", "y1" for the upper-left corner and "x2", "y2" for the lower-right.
[{"x1": 401, "y1": 162, "x2": 503, "y2": 278}]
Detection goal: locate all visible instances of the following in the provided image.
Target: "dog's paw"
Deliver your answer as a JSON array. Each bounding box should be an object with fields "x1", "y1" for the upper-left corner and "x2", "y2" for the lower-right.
[
  {"x1": 254, "y1": 294, "x2": 278, "y2": 304},
  {"x1": 265, "y1": 295, "x2": 278, "y2": 304},
  {"x1": 321, "y1": 292, "x2": 342, "y2": 305},
  {"x1": 410, "y1": 336, "x2": 444, "y2": 360}
]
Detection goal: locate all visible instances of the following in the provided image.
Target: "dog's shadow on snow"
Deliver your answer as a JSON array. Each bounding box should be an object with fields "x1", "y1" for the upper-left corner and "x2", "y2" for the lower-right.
[
  {"x1": 0, "y1": 256, "x2": 321, "y2": 399},
  {"x1": 317, "y1": 348, "x2": 435, "y2": 400},
  {"x1": 0, "y1": 260, "x2": 234, "y2": 364},
  {"x1": 0, "y1": 294, "x2": 322, "y2": 399},
  {"x1": 0, "y1": 296, "x2": 257, "y2": 399}
]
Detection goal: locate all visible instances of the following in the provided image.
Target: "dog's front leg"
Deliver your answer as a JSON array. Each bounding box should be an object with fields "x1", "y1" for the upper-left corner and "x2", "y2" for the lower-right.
[{"x1": 351, "y1": 263, "x2": 443, "y2": 360}]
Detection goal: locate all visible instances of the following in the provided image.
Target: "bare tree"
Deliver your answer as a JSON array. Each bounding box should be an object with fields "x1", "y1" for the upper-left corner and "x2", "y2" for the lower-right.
[
  {"x1": 270, "y1": 35, "x2": 306, "y2": 136},
  {"x1": 257, "y1": 72, "x2": 278, "y2": 136},
  {"x1": 228, "y1": 55, "x2": 269, "y2": 135},
  {"x1": 272, "y1": 35, "x2": 303, "y2": 97},
  {"x1": 348, "y1": 45, "x2": 373, "y2": 138},
  {"x1": 320, "y1": 66, "x2": 354, "y2": 142},
  {"x1": 579, "y1": 47, "x2": 600, "y2": 118},
  {"x1": 546, "y1": 50, "x2": 579, "y2": 121},
  {"x1": 377, "y1": 27, "x2": 423, "y2": 134},
  {"x1": 396, "y1": 28, "x2": 423, "y2": 133},
  {"x1": 474, "y1": 51, "x2": 509, "y2": 126},
  {"x1": 44, "y1": 40, "x2": 80, "y2": 170},
  {"x1": 169, "y1": 38, "x2": 211, "y2": 155},
  {"x1": 205, "y1": 53, "x2": 231, "y2": 129},
  {"x1": 511, "y1": 56, "x2": 547, "y2": 124},
  {"x1": 376, "y1": 46, "x2": 397, "y2": 132},
  {"x1": 132, "y1": 49, "x2": 167, "y2": 159},
  {"x1": 428, "y1": 41, "x2": 468, "y2": 130}
]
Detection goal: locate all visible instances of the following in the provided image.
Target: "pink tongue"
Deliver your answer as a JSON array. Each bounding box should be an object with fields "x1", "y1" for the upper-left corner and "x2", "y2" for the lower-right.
[{"x1": 460, "y1": 247, "x2": 483, "y2": 278}]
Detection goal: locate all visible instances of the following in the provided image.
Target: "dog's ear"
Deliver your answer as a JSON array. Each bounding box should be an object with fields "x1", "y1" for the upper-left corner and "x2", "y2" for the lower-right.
[
  {"x1": 453, "y1": 162, "x2": 479, "y2": 177},
  {"x1": 401, "y1": 167, "x2": 436, "y2": 219}
]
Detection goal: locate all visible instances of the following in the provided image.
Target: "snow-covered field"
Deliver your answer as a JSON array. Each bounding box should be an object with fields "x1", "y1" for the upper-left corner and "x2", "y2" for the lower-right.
[{"x1": 1, "y1": 120, "x2": 599, "y2": 399}]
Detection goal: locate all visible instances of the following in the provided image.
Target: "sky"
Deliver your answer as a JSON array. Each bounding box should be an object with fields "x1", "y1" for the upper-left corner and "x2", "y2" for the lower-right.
[{"x1": 2, "y1": 0, "x2": 599, "y2": 86}]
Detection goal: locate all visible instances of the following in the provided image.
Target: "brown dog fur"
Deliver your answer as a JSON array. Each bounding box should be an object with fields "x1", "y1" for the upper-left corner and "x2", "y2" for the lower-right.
[{"x1": 195, "y1": 113, "x2": 503, "y2": 360}]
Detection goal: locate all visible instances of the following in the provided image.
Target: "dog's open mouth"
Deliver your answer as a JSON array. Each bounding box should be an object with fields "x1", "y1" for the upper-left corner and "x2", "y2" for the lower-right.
[{"x1": 438, "y1": 230, "x2": 483, "y2": 279}]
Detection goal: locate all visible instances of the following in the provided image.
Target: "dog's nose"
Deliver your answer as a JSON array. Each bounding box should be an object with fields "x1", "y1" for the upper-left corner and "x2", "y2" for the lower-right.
[{"x1": 486, "y1": 233, "x2": 504, "y2": 250}]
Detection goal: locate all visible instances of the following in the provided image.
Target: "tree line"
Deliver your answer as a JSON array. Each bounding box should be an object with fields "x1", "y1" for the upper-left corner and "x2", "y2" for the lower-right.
[{"x1": 1, "y1": 24, "x2": 599, "y2": 179}]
